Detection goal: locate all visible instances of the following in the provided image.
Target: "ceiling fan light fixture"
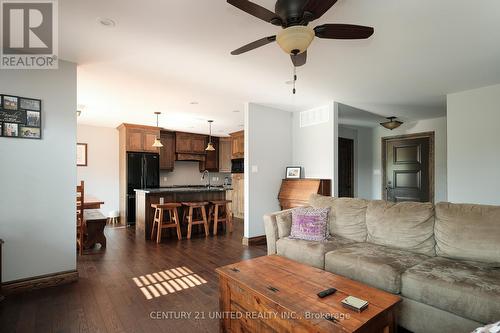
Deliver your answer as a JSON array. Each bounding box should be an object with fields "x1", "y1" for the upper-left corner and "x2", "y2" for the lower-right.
[
  {"x1": 276, "y1": 26, "x2": 315, "y2": 55},
  {"x1": 380, "y1": 117, "x2": 403, "y2": 130}
]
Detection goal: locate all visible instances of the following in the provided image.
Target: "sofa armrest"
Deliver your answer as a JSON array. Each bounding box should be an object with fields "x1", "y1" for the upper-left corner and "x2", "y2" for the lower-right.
[{"x1": 263, "y1": 208, "x2": 301, "y2": 255}]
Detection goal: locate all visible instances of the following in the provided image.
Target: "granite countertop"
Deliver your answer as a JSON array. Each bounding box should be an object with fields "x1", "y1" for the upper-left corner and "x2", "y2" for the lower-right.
[{"x1": 135, "y1": 186, "x2": 232, "y2": 194}]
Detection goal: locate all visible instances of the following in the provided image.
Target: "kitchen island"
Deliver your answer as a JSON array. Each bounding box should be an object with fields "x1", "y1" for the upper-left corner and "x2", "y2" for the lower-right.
[{"x1": 135, "y1": 186, "x2": 230, "y2": 240}]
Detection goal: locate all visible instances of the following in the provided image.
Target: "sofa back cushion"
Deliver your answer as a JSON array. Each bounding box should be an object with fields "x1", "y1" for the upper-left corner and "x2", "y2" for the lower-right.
[
  {"x1": 435, "y1": 202, "x2": 500, "y2": 263},
  {"x1": 366, "y1": 201, "x2": 436, "y2": 256},
  {"x1": 309, "y1": 194, "x2": 368, "y2": 242}
]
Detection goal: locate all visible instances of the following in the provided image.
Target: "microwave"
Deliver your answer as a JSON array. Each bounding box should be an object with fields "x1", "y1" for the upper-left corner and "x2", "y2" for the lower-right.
[{"x1": 231, "y1": 158, "x2": 244, "y2": 173}]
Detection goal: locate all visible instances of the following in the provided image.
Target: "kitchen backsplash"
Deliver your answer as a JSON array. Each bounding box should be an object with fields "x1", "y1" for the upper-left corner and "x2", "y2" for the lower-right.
[{"x1": 160, "y1": 161, "x2": 231, "y2": 187}]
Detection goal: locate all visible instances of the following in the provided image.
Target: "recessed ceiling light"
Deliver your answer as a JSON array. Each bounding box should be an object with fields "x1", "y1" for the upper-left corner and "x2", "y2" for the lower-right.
[
  {"x1": 190, "y1": 101, "x2": 199, "y2": 105},
  {"x1": 232, "y1": 110, "x2": 240, "y2": 113},
  {"x1": 97, "y1": 18, "x2": 116, "y2": 28}
]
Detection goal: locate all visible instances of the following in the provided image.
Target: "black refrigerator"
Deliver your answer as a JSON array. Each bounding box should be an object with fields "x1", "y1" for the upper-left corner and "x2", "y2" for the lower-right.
[{"x1": 127, "y1": 152, "x2": 160, "y2": 225}]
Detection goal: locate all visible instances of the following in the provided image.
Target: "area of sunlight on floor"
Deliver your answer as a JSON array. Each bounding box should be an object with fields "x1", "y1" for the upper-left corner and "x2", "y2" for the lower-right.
[{"x1": 132, "y1": 266, "x2": 208, "y2": 300}]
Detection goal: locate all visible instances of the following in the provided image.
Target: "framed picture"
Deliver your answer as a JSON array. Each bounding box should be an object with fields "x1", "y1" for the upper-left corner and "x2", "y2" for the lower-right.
[
  {"x1": 3, "y1": 123, "x2": 18, "y2": 137},
  {"x1": 1, "y1": 94, "x2": 42, "y2": 140},
  {"x1": 286, "y1": 166, "x2": 302, "y2": 179},
  {"x1": 3, "y1": 96, "x2": 18, "y2": 110},
  {"x1": 26, "y1": 111, "x2": 41, "y2": 127},
  {"x1": 19, "y1": 126, "x2": 41, "y2": 139},
  {"x1": 77, "y1": 143, "x2": 88, "y2": 166},
  {"x1": 20, "y1": 98, "x2": 41, "y2": 111}
]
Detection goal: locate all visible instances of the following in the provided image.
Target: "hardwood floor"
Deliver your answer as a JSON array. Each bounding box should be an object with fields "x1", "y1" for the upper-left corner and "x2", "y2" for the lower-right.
[{"x1": 0, "y1": 219, "x2": 266, "y2": 333}]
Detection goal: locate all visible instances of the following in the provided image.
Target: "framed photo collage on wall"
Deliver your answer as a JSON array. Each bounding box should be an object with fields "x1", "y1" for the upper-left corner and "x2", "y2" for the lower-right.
[{"x1": 0, "y1": 94, "x2": 42, "y2": 140}]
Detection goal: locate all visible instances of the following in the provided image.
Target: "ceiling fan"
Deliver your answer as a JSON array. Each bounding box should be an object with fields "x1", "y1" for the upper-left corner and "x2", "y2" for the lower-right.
[{"x1": 228, "y1": 0, "x2": 374, "y2": 67}]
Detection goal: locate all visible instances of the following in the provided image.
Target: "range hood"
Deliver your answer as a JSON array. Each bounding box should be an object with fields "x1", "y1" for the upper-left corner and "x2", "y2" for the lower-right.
[{"x1": 176, "y1": 153, "x2": 206, "y2": 162}]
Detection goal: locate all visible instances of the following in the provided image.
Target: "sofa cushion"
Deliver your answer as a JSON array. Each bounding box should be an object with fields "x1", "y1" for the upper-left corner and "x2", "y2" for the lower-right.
[
  {"x1": 401, "y1": 257, "x2": 500, "y2": 324},
  {"x1": 276, "y1": 236, "x2": 354, "y2": 269},
  {"x1": 309, "y1": 194, "x2": 368, "y2": 242},
  {"x1": 325, "y1": 242, "x2": 430, "y2": 293},
  {"x1": 290, "y1": 207, "x2": 330, "y2": 241},
  {"x1": 366, "y1": 201, "x2": 436, "y2": 256},
  {"x1": 276, "y1": 210, "x2": 292, "y2": 239},
  {"x1": 435, "y1": 202, "x2": 500, "y2": 264}
]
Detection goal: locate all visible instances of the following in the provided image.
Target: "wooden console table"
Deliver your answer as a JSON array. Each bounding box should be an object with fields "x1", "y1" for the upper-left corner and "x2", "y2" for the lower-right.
[{"x1": 278, "y1": 179, "x2": 331, "y2": 210}]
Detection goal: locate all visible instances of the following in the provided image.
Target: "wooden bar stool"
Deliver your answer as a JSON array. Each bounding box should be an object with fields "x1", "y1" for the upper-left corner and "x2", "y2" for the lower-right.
[
  {"x1": 181, "y1": 202, "x2": 210, "y2": 239},
  {"x1": 151, "y1": 203, "x2": 182, "y2": 243},
  {"x1": 210, "y1": 200, "x2": 233, "y2": 236}
]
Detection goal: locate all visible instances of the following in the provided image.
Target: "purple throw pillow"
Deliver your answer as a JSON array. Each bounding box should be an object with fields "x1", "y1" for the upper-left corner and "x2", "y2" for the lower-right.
[{"x1": 290, "y1": 207, "x2": 330, "y2": 242}]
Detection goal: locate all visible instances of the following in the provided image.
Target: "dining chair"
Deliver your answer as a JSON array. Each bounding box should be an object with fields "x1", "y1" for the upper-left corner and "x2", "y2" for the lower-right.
[{"x1": 76, "y1": 181, "x2": 85, "y2": 255}]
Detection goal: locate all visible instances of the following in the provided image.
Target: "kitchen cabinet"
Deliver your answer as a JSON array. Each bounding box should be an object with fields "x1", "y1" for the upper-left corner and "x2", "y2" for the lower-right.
[
  {"x1": 118, "y1": 124, "x2": 160, "y2": 153},
  {"x1": 201, "y1": 137, "x2": 219, "y2": 172},
  {"x1": 159, "y1": 131, "x2": 175, "y2": 171},
  {"x1": 231, "y1": 173, "x2": 244, "y2": 219},
  {"x1": 176, "y1": 132, "x2": 207, "y2": 155},
  {"x1": 219, "y1": 137, "x2": 232, "y2": 173},
  {"x1": 230, "y1": 130, "x2": 244, "y2": 159}
]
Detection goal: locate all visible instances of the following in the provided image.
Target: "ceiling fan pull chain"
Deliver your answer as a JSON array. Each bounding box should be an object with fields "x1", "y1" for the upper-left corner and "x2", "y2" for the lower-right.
[{"x1": 293, "y1": 65, "x2": 297, "y2": 94}]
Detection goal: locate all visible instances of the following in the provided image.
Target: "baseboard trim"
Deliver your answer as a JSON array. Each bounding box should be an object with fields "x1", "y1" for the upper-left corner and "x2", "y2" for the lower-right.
[
  {"x1": 242, "y1": 235, "x2": 267, "y2": 246},
  {"x1": 2, "y1": 270, "x2": 79, "y2": 295}
]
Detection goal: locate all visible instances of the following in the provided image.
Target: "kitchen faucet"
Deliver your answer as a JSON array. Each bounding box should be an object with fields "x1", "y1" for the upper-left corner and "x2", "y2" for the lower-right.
[{"x1": 202, "y1": 170, "x2": 211, "y2": 188}]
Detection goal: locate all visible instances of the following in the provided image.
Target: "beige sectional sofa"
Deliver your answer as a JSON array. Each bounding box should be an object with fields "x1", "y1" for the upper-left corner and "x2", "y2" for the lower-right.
[{"x1": 263, "y1": 194, "x2": 500, "y2": 333}]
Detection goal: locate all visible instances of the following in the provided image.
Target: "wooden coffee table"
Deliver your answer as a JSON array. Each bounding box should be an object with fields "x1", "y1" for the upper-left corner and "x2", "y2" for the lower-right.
[{"x1": 216, "y1": 255, "x2": 401, "y2": 333}]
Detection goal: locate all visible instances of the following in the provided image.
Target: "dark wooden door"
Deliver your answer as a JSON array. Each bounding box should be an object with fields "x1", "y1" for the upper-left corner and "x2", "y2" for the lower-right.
[
  {"x1": 338, "y1": 137, "x2": 354, "y2": 198},
  {"x1": 383, "y1": 135, "x2": 432, "y2": 202}
]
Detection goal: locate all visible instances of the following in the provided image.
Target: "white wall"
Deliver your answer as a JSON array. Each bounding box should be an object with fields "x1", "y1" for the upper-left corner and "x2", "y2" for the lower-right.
[
  {"x1": 0, "y1": 61, "x2": 77, "y2": 282},
  {"x1": 292, "y1": 102, "x2": 338, "y2": 195},
  {"x1": 370, "y1": 117, "x2": 448, "y2": 202},
  {"x1": 447, "y1": 84, "x2": 500, "y2": 205},
  {"x1": 77, "y1": 124, "x2": 119, "y2": 216},
  {"x1": 245, "y1": 103, "x2": 292, "y2": 238},
  {"x1": 338, "y1": 125, "x2": 374, "y2": 199}
]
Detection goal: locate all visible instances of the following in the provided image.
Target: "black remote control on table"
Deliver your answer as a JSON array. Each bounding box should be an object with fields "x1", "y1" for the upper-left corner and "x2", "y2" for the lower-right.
[{"x1": 317, "y1": 288, "x2": 337, "y2": 298}]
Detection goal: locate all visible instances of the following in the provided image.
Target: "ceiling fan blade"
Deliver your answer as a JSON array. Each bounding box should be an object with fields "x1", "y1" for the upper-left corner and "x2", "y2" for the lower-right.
[
  {"x1": 315, "y1": 24, "x2": 374, "y2": 39},
  {"x1": 227, "y1": 0, "x2": 282, "y2": 25},
  {"x1": 291, "y1": 51, "x2": 307, "y2": 67},
  {"x1": 302, "y1": 0, "x2": 338, "y2": 21},
  {"x1": 231, "y1": 36, "x2": 276, "y2": 55}
]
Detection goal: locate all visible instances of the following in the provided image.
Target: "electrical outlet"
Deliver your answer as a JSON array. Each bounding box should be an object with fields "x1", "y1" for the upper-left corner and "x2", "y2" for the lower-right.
[
  {"x1": 163, "y1": 176, "x2": 168, "y2": 182},
  {"x1": 252, "y1": 165, "x2": 258, "y2": 173}
]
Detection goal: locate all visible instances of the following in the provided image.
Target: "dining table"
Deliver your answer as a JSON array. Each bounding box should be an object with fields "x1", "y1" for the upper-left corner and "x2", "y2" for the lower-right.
[{"x1": 83, "y1": 196, "x2": 105, "y2": 210}]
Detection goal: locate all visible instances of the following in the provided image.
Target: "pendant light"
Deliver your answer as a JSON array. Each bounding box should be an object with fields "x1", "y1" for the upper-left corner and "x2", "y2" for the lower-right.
[
  {"x1": 380, "y1": 117, "x2": 403, "y2": 130},
  {"x1": 205, "y1": 120, "x2": 215, "y2": 151},
  {"x1": 152, "y1": 112, "x2": 163, "y2": 148}
]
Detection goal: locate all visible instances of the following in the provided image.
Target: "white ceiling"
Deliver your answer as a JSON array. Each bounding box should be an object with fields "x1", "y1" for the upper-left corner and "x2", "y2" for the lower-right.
[{"x1": 63, "y1": 0, "x2": 500, "y2": 134}]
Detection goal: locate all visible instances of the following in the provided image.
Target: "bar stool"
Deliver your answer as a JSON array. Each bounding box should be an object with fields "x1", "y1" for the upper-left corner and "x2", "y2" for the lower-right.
[
  {"x1": 151, "y1": 203, "x2": 182, "y2": 243},
  {"x1": 210, "y1": 200, "x2": 233, "y2": 235},
  {"x1": 181, "y1": 202, "x2": 210, "y2": 239}
]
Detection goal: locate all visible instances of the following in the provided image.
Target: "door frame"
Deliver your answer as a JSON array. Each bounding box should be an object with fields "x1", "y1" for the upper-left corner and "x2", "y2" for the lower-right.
[
  {"x1": 338, "y1": 137, "x2": 355, "y2": 198},
  {"x1": 381, "y1": 131, "x2": 435, "y2": 203}
]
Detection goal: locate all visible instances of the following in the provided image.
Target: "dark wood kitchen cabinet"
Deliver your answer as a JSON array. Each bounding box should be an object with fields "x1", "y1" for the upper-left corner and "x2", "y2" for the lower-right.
[
  {"x1": 118, "y1": 124, "x2": 160, "y2": 153},
  {"x1": 159, "y1": 131, "x2": 175, "y2": 171},
  {"x1": 230, "y1": 130, "x2": 244, "y2": 159},
  {"x1": 201, "y1": 137, "x2": 219, "y2": 172},
  {"x1": 175, "y1": 132, "x2": 207, "y2": 154}
]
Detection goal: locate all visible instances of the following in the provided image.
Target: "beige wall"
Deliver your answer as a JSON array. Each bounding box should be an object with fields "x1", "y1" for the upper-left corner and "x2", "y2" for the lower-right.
[
  {"x1": 77, "y1": 124, "x2": 120, "y2": 216},
  {"x1": 0, "y1": 61, "x2": 77, "y2": 282},
  {"x1": 447, "y1": 84, "x2": 500, "y2": 205}
]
